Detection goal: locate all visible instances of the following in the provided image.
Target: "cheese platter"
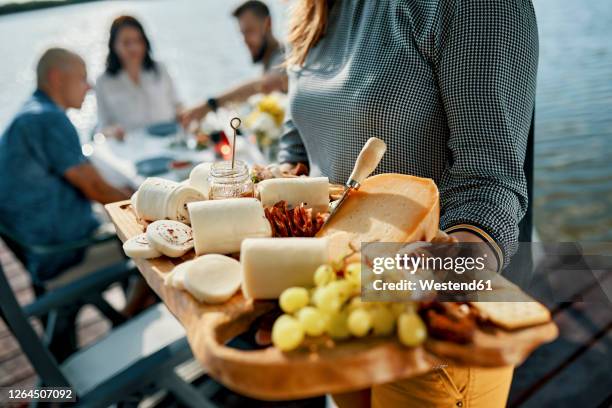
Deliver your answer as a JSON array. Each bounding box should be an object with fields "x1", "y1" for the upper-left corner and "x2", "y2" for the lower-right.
[{"x1": 105, "y1": 154, "x2": 558, "y2": 400}]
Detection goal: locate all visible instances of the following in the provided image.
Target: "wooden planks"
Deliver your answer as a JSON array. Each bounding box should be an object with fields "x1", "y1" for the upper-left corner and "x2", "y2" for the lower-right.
[{"x1": 509, "y1": 267, "x2": 612, "y2": 407}]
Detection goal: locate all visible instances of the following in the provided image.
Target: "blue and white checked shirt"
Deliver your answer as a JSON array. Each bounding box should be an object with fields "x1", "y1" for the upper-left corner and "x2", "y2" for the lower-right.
[{"x1": 279, "y1": 0, "x2": 538, "y2": 263}]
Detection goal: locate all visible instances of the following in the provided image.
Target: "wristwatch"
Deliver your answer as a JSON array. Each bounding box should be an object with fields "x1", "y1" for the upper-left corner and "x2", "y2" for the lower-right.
[{"x1": 206, "y1": 97, "x2": 219, "y2": 112}]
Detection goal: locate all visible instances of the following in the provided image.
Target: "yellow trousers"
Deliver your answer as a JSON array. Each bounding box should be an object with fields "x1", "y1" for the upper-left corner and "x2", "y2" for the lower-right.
[{"x1": 371, "y1": 365, "x2": 514, "y2": 408}]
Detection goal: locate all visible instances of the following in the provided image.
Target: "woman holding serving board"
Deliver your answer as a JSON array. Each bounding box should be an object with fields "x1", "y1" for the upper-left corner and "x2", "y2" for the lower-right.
[{"x1": 278, "y1": 0, "x2": 538, "y2": 406}]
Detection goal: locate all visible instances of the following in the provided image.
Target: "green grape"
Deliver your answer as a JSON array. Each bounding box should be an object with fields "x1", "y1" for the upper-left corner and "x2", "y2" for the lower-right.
[
  {"x1": 348, "y1": 297, "x2": 366, "y2": 311},
  {"x1": 314, "y1": 264, "x2": 335, "y2": 286},
  {"x1": 326, "y1": 310, "x2": 351, "y2": 340},
  {"x1": 279, "y1": 287, "x2": 309, "y2": 313},
  {"x1": 272, "y1": 314, "x2": 305, "y2": 351},
  {"x1": 390, "y1": 302, "x2": 413, "y2": 318},
  {"x1": 315, "y1": 285, "x2": 343, "y2": 313},
  {"x1": 348, "y1": 280, "x2": 361, "y2": 296},
  {"x1": 344, "y1": 262, "x2": 361, "y2": 284},
  {"x1": 327, "y1": 280, "x2": 353, "y2": 303},
  {"x1": 370, "y1": 306, "x2": 396, "y2": 336},
  {"x1": 397, "y1": 312, "x2": 427, "y2": 347},
  {"x1": 310, "y1": 287, "x2": 323, "y2": 306},
  {"x1": 348, "y1": 308, "x2": 372, "y2": 337},
  {"x1": 297, "y1": 306, "x2": 327, "y2": 337}
]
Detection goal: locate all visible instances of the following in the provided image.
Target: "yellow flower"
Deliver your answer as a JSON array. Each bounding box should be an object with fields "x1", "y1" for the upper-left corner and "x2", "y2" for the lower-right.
[{"x1": 257, "y1": 95, "x2": 285, "y2": 126}]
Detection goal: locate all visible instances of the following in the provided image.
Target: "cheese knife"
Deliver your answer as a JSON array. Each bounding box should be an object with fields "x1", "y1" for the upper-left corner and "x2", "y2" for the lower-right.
[{"x1": 322, "y1": 137, "x2": 387, "y2": 228}]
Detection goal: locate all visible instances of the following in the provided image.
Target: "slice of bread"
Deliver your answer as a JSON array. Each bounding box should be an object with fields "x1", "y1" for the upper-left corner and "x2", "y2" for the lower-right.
[
  {"x1": 316, "y1": 174, "x2": 440, "y2": 258},
  {"x1": 469, "y1": 301, "x2": 551, "y2": 330}
]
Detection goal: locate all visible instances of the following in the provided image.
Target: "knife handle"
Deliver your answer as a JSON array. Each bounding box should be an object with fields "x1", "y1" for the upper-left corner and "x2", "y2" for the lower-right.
[{"x1": 348, "y1": 137, "x2": 387, "y2": 186}]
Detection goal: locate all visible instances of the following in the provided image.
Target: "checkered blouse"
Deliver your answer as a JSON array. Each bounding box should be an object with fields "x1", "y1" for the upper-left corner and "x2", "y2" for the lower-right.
[{"x1": 278, "y1": 0, "x2": 538, "y2": 264}]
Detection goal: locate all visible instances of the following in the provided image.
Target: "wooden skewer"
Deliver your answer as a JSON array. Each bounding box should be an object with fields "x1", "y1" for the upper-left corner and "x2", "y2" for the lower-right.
[{"x1": 230, "y1": 117, "x2": 241, "y2": 169}]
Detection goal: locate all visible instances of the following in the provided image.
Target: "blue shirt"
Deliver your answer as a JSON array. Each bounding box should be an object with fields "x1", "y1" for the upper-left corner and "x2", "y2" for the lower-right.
[{"x1": 0, "y1": 90, "x2": 99, "y2": 282}]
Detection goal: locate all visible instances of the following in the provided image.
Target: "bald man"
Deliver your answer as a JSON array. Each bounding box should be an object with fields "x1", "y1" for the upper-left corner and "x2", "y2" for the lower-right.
[{"x1": 0, "y1": 48, "x2": 130, "y2": 284}]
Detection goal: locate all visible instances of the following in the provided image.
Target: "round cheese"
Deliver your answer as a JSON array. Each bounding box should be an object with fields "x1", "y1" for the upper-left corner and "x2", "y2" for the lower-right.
[
  {"x1": 146, "y1": 220, "x2": 194, "y2": 258},
  {"x1": 183, "y1": 254, "x2": 242, "y2": 304},
  {"x1": 122, "y1": 233, "x2": 161, "y2": 259},
  {"x1": 171, "y1": 261, "x2": 191, "y2": 290}
]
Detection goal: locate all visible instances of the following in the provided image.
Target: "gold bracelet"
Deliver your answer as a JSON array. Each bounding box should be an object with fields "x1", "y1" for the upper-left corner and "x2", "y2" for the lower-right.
[{"x1": 444, "y1": 224, "x2": 505, "y2": 272}]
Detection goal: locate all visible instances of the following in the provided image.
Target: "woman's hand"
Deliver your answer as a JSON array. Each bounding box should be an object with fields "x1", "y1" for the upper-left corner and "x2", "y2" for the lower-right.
[
  {"x1": 447, "y1": 230, "x2": 500, "y2": 272},
  {"x1": 279, "y1": 162, "x2": 309, "y2": 176},
  {"x1": 178, "y1": 103, "x2": 210, "y2": 129}
]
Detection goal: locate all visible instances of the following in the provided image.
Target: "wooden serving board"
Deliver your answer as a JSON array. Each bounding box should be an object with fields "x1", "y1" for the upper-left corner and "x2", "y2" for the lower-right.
[{"x1": 106, "y1": 200, "x2": 558, "y2": 400}]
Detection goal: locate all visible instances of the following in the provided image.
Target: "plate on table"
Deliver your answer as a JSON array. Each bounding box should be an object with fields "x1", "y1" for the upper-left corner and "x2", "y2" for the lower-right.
[
  {"x1": 146, "y1": 122, "x2": 179, "y2": 137},
  {"x1": 136, "y1": 157, "x2": 174, "y2": 176}
]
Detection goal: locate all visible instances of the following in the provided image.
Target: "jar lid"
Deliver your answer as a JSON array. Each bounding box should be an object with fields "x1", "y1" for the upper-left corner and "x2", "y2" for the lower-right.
[{"x1": 210, "y1": 160, "x2": 249, "y2": 179}]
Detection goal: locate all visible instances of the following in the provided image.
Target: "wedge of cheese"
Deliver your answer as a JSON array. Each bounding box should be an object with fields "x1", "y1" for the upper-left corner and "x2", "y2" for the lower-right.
[{"x1": 316, "y1": 174, "x2": 440, "y2": 258}]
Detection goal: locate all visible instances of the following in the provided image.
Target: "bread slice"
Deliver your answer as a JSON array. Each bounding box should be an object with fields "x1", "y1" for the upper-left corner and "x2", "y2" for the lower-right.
[
  {"x1": 469, "y1": 301, "x2": 551, "y2": 330},
  {"x1": 316, "y1": 174, "x2": 440, "y2": 258}
]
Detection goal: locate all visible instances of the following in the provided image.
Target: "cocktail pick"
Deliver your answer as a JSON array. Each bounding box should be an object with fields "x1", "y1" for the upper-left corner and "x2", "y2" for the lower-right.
[{"x1": 230, "y1": 117, "x2": 241, "y2": 169}]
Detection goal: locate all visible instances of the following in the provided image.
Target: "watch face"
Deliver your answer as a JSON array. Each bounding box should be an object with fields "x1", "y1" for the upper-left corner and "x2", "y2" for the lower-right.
[{"x1": 207, "y1": 98, "x2": 218, "y2": 111}]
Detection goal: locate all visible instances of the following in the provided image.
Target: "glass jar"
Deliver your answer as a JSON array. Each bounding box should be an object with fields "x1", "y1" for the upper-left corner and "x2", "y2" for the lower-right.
[{"x1": 208, "y1": 160, "x2": 254, "y2": 200}]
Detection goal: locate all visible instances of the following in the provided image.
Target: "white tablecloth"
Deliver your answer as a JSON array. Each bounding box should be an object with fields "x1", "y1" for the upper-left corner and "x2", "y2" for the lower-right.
[{"x1": 89, "y1": 127, "x2": 266, "y2": 189}]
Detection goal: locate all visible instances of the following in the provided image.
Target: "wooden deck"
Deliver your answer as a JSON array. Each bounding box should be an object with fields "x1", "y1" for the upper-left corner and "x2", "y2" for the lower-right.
[
  {"x1": 0, "y1": 239, "x2": 116, "y2": 390},
  {"x1": 1, "y1": 239, "x2": 610, "y2": 407}
]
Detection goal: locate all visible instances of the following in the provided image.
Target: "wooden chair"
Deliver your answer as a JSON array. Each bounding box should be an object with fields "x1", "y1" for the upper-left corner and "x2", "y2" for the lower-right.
[
  {"x1": 0, "y1": 261, "x2": 216, "y2": 407},
  {"x1": 0, "y1": 222, "x2": 135, "y2": 359}
]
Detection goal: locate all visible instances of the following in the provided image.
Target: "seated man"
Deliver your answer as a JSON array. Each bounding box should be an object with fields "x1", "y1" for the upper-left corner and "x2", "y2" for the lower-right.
[
  {"x1": 180, "y1": 0, "x2": 287, "y2": 126},
  {"x1": 0, "y1": 48, "x2": 130, "y2": 285}
]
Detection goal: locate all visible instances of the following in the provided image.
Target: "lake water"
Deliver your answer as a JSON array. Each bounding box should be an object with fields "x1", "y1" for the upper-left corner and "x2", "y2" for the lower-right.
[{"x1": 0, "y1": 0, "x2": 610, "y2": 243}]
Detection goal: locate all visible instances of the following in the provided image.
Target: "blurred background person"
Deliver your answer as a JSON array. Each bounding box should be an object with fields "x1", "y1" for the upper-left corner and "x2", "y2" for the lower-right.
[
  {"x1": 0, "y1": 48, "x2": 142, "y2": 358},
  {"x1": 180, "y1": 0, "x2": 287, "y2": 128},
  {"x1": 0, "y1": 48, "x2": 153, "y2": 341},
  {"x1": 0, "y1": 48, "x2": 131, "y2": 284},
  {"x1": 96, "y1": 15, "x2": 181, "y2": 138}
]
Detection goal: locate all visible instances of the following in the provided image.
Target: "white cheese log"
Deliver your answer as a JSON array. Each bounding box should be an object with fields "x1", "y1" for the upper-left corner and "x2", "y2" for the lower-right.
[
  {"x1": 135, "y1": 178, "x2": 178, "y2": 221},
  {"x1": 257, "y1": 177, "x2": 330, "y2": 213},
  {"x1": 166, "y1": 183, "x2": 206, "y2": 224},
  {"x1": 122, "y1": 233, "x2": 161, "y2": 259},
  {"x1": 146, "y1": 220, "x2": 194, "y2": 258},
  {"x1": 188, "y1": 198, "x2": 272, "y2": 255},
  {"x1": 183, "y1": 254, "x2": 242, "y2": 303},
  {"x1": 130, "y1": 191, "x2": 139, "y2": 216},
  {"x1": 189, "y1": 162, "x2": 212, "y2": 197},
  {"x1": 241, "y1": 237, "x2": 329, "y2": 299}
]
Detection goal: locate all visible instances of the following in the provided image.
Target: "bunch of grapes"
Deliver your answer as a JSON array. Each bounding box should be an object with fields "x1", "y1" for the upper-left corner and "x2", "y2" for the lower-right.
[{"x1": 271, "y1": 260, "x2": 428, "y2": 351}]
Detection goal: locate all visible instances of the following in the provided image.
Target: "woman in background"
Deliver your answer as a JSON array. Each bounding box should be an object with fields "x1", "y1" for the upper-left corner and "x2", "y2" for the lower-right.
[{"x1": 96, "y1": 15, "x2": 181, "y2": 138}]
